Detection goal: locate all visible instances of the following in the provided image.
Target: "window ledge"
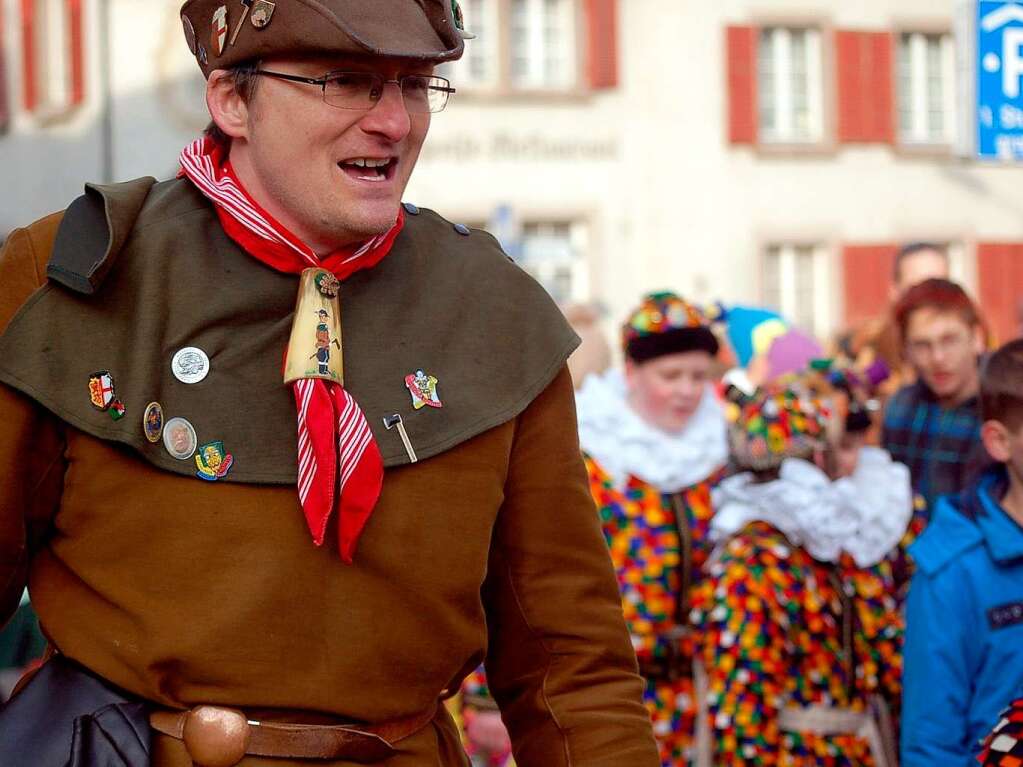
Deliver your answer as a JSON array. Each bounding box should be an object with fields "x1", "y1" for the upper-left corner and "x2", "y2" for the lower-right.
[
  {"x1": 27, "y1": 102, "x2": 86, "y2": 129},
  {"x1": 449, "y1": 87, "x2": 600, "y2": 106},
  {"x1": 893, "y1": 141, "x2": 955, "y2": 160},
  {"x1": 752, "y1": 139, "x2": 837, "y2": 159}
]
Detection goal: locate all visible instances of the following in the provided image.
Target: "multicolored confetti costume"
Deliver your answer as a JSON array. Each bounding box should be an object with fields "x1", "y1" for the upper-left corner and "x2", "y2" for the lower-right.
[
  {"x1": 691, "y1": 520, "x2": 904, "y2": 766},
  {"x1": 590, "y1": 455, "x2": 721, "y2": 767},
  {"x1": 977, "y1": 697, "x2": 1023, "y2": 766}
]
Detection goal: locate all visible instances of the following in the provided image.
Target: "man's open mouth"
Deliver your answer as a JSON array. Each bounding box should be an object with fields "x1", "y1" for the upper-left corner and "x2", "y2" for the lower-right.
[{"x1": 338, "y1": 157, "x2": 397, "y2": 182}]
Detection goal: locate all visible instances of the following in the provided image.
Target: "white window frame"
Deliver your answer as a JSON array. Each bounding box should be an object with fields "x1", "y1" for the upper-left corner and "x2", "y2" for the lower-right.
[
  {"x1": 758, "y1": 26, "x2": 824, "y2": 144},
  {"x1": 897, "y1": 31, "x2": 957, "y2": 145},
  {"x1": 762, "y1": 243, "x2": 833, "y2": 338},
  {"x1": 518, "y1": 220, "x2": 590, "y2": 304},
  {"x1": 510, "y1": 0, "x2": 577, "y2": 91}
]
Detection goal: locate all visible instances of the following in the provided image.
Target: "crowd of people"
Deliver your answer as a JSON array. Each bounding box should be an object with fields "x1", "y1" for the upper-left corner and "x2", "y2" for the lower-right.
[
  {"x1": 455, "y1": 244, "x2": 1023, "y2": 766},
  {"x1": 0, "y1": 1, "x2": 1021, "y2": 765}
]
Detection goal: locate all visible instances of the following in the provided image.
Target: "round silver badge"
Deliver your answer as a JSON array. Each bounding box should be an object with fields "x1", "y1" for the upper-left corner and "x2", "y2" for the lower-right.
[
  {"x1": 171, "y1": 347, "x2": 210, "y2": 385},
  {"x1": 163, "y1": 417, "x2": 198, "y2": 460}
]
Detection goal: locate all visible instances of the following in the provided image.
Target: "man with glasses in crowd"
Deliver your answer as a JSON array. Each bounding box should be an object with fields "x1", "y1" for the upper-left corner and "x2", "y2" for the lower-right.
[
  {"x1": 882, "y1": 278, "x2": 990, "y2": 511},
  {"x1": 0, "y1": 2, "x2": 658, "y2": 765}
]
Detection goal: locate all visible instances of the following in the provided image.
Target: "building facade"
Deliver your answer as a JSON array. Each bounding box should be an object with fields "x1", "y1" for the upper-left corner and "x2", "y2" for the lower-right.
[{"x1": 1, "y1": 0, "x2": 1022, "y2": 343}]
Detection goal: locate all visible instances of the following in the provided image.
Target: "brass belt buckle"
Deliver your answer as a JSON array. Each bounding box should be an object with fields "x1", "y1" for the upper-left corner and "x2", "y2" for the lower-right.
[{"x1": 181, "y1": 706, "x2": 252, "y2": 767}]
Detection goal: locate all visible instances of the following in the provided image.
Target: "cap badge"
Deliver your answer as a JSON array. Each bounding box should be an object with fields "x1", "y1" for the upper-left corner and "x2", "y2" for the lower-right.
[
  {"x1": 250, "y1": 0, "x2": 275, "y2": 29},
  {"x1": 143, "y1": 402, "x2": 164, "y2": 444},
  {"x1": 212, "y1": 6, "x2": 228, "y2": 56},
  {"x1": 451, "y1": 1, "x2": 476, "y2": 40},
  {"x1": 88, "y1": 371, "x2": 116, "y2": 411},
  {"x1": 405, "y1": 370, "x2": 442, "y2": 410},
  {"x1": 228, "y1": 0, "x2": 252, "y2": 47},
  {"x1": 164, "y1": 417, "x2": 198, "y2": 460},
  {"x1": 172, "y1": 347, "x2": 211, "y2": 385},
  {"x1": 197, "y1": 43, "x2": 209, "y2": 66},
  {"x1": 195, "y1": 441, "x2": 234, "y2": 481}
]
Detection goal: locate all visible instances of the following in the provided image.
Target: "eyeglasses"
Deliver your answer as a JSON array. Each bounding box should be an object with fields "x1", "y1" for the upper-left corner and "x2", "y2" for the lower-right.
[
  {"x1": 252, "y1": 69, "x2": 455, "y2": 114},
  {"x1": 906, "y1": 331, "x2": 973, "y2": 360}
]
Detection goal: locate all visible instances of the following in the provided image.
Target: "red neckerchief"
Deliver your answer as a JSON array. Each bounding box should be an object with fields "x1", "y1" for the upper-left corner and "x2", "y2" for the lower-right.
[{"x1": 179, "y1": 137, "x2": 404, "y2": 562}]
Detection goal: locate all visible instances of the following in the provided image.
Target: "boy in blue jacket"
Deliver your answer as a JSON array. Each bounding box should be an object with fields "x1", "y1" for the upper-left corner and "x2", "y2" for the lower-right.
[{"x1": 902, "y1": 338, "x2": 1023, "y2": 765}]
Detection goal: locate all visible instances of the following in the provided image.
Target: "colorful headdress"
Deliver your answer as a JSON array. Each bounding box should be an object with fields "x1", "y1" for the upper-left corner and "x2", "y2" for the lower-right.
[
  {"x1": 724, "y1": 368, "x2": 834, "y2": 471},
  {"x1": 622, "y1": 291, "x2": 721, "y2": 363}
]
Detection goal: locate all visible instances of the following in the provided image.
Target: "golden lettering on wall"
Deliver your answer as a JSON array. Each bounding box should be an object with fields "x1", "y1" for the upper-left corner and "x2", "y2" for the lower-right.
[{"x1": 420, "y1": 132, "x2": 621, "y2": 163}]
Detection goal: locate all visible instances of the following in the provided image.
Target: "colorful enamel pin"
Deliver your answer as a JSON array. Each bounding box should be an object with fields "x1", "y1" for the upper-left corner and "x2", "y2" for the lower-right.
[
  {"x1": 88, "y1": 371, "x2": 116, "y2": 411},
  {"x1": 250, "y1": 0, "x2": 275, "y2": 29},
  {"x1": 405, "y1": 370, "x2": 442, "y2": 410},
  {"x1": 109, "y1": 400, "x2": 126, "y2": 421},
  {"x1": 315, "y1": 272, "x2": 340, "y2": 298},
  {"x1": 212, "y1": 6, "x2": 228, "y2": 56},
  {"x1": 143, "y1": 402, "x2": 164, "y2": 443},
  {"x1": 451, "y1": 1, "x2": 476, "y2": 39},
  {"x1": 195, "y1": 441, "x2": 234, "y2": 481}
]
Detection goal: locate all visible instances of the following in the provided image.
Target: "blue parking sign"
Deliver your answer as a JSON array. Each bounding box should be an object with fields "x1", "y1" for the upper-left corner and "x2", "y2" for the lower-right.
[{"x1": 978, "y1": 1, "x2": 1023, "y2": 159}]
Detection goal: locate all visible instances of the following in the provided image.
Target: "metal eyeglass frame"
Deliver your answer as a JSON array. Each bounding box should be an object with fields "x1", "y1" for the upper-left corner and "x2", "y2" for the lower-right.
[{"x1": 252, "y1": 69, "x2": 456, "y2": 113}]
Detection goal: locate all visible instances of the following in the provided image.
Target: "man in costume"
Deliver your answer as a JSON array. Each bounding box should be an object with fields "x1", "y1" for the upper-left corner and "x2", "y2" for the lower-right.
[{"x1": 0, "y1": 2, "x2": 658, "y2": 766}]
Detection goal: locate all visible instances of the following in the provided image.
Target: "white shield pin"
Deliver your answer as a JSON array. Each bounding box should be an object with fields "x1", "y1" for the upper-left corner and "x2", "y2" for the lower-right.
[{"x1": 212, "y1": 6, "x2": 228, "y2": 56}]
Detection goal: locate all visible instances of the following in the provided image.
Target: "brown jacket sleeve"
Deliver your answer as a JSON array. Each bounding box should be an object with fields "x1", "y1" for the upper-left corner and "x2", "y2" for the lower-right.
[
  {"x1": 481, "y1": 366, "x2": 659, "y2": 767},
  {"x1": 0, "y1": 217, "x2": 68, "y2": 629}
]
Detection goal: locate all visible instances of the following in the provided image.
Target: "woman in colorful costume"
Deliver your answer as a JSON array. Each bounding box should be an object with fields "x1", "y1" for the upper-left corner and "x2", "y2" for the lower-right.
[
  {"x1": 690, "y1": 367, "x2": 913, "y2": 766},
  {"x1": 574, "y1": 291, "x2": 729, "y2": 766},
  {"x1": 458, "y1": 292, "x2": 729, "y2": 766}
]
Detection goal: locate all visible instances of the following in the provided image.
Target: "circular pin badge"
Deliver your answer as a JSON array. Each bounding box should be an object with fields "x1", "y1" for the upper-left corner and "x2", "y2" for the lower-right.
[
  {"x1": 143, "y1": 402, "x2": 164, "y2": 444},
  {"x1": 163, "y1": 417, "x2": 198, "y2": 460},
  {"x1": 181, "y1": 14, "x2": 197, "y2": 54},
  {"x1": 171, "y1": 347, "x2": 210, "y2": 385}
]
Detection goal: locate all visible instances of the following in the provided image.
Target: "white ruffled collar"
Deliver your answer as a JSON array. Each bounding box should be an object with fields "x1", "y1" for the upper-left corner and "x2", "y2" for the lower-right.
[
  {"x1": 710, "y1": 448, "x2": 913, "y2": 567},
  {"x1": 576, "y1": 369, "x2": 728, "y2": 493}
]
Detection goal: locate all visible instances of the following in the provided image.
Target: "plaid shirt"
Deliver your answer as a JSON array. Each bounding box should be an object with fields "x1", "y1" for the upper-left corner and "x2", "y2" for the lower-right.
[{"x1": 882, "y1": 380, "x2": 987, "y2": 511}]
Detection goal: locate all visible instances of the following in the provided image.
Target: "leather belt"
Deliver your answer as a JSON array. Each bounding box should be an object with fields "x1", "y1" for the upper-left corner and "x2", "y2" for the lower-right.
[{"x1": 150, "y1": 702, "x2": 438, "y2": 767}]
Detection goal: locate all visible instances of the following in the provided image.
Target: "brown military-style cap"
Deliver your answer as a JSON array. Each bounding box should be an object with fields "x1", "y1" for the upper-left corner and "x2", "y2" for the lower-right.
[{"x1": 180, "y1": 0, "x2": 467, "y2": 78}]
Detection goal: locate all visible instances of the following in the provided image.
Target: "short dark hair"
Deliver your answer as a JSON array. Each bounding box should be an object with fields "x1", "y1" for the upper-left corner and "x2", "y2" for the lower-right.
[
  {"x1": 981, "y1": 338, "x2": 1023, "y2": 430},
  {"x1": 893, "y1": 278, "x2": 987, "y2": 345},
  {"x1": 204, "y1": 61, "x2": 262, "y2": 148},
  {"x1": 893, "y1": 242, "x2": 948, "y2": 284}
]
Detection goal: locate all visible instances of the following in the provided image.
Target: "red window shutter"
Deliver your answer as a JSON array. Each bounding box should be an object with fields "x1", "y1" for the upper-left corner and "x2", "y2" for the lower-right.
[
  {"x1": 842, "y1": 244, "x2": 898, "y2": 326},
  {"x1": 836, "y1": 30, "x2": 894, "y2": 144},
  {"x1": 67, "y1": 0, "x2": 84, "y2": 105},
  {"x1": 0, "y1": 0, "x2": 9, "y2": 131},
  {"x1": 585, "y1": 0, "x2": 618, "y2": 90},
  {"x1": 977, "y1": 244, "x2": 1023, "y2": 343},
  {"x1": 726, "y1": 25, "x2": 757, "y2": 145},
  {"x1": 20, "y1": 0, "x2": 36, "y2": 112}
]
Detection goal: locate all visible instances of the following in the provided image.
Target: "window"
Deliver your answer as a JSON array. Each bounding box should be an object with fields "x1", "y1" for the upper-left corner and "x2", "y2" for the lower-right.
[
  {"x1": 897, "y1": 32, "x2": 956, "y2": 145},
  {"x1": 0, "y1": 0, "x2": 9, "y2": 133},
  {"x1": 20, "y1": 0, "x2": 85, "y2": 116},
  {"x1": 758, "y1": 27, "x2": 824, "y2": 143},
  {"x1": 763, "y1": 243, "x2": 832, "y2": 337},
  {"x1": 440, "y1": 0, "x2": 580, "y2": 93},
  {"x1": 510, "y1": 0, "x2": 576, "y2": 90},
  {"x1": 518, "y1": 221, "x2": 589, "y2": 304}
]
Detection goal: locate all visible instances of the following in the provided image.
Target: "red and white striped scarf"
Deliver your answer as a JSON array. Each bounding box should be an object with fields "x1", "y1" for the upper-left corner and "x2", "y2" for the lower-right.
[{"x1": 179, "y1": 137, "x2": 404, "y2": 562}]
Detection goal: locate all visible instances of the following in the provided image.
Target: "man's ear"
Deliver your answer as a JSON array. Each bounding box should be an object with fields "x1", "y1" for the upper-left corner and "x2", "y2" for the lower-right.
[
  {"x1": 206, "y1": 70, "x2": 251, "y2": 140},
  {"x1": 972, "y1": 323, "x2": 987, "y2": 356},
  {"x1": 982, "y1": 419, "x2": 1011, "y2": 463}
]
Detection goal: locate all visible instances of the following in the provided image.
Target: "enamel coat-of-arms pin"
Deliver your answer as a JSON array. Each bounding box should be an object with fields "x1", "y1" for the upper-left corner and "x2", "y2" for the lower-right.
[
  {"x1": 405, "y1": 370, "x2": 442, "y2": 410},
  {"x1": 195, "y1": 441, "x2": 234, "y2": 481}
]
